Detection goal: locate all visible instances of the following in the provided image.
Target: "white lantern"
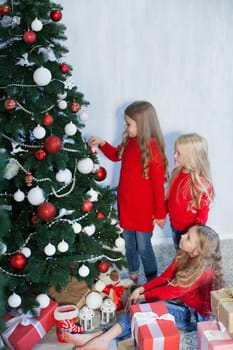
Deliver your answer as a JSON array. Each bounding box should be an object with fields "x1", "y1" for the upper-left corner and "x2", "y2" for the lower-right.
[
  {"x1": 100, "y1": 298, "x2": 116, "y2": 325},
  {"x1": 86, "y1": 291, "x2": 103, "y2": 309},
  {"x1": 64, "y1": 122, "x2": 77, "y2": 136},
  {"x1": 79, "y1": 112, "x2": 89, "y2": 122},
  {"x1": 78, "y1": 264, "x2": 90, "y2": 277},
  {"x1": 13, "y1": 189, "x2": 25, "y2": 202},
  {"x1": 79, "y1": 306, "x2": 95, "y2": 331},
  {"x1": 44, "y1": 243, "x2": 56, "y2": 256},
  {"x1": 33, "y1": 125, "x2": 46, "y2": 139},
  {"x1": 33, "y1": 66, "x2": 52, "y2": 86},
  {"x1": 58, "y1": 100, "x2": 67, "y2": 110},
  {"x1": 36, "y1": 294, "x2": 50, "y2": 308},
  {"x1": 57, "y1": 240, "x2": 69, "y2": 253},
  {"x1": 31, "y1": 18, "x2": 43, "y2": 32},
  {"x1": 72, "y1": 222, "x2": 82, "y2": 234},
  {"x1": 27, "y1": 186, "x2": 45, "y2": 206},
  {"x1": 77, "y1": 158, "x2": 94, "y2": 174},
  {"x1": 8, "y1": 292, "x2": 22, "y2": 308}
]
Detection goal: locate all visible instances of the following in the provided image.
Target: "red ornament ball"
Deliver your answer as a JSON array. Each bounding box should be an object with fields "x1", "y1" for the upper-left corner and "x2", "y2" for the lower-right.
[
  {"x1": 44, "y1": 135, "x2": 62, "y2": 153},
  {"x1": 42, "y1": 113, "x2": 54, "y2": 126},
  {"x1": 10, "y1": 253, "x2": 27, "y2": 270},
  {"x1": 4, "y1": 98, "x2": 16, "y2": 111},
  {"x1": 0, "y1": 4, "x2": 11, "y2": 16},
  {"x1": 81, "y1": 199, "x2": 93, "y2": 213},
  {"x1": 37, "y1": 202, "x2": 56, "y2": 221},
  {"x1": 23, "y1": 30, "x2": 36, "y2": 44},
  {"x1": 60, "y1": 63, "x2": 69, "y2": 74},
  {"x1": 35, "y1": 149, "x2": 46, "y2": 161},
  {"x1": 98, "y1": 262, "x2": 109, "y2": 273},
  {"x1": 95, "y1": 166, "x2": 107, "y2": 181},
  {"x1": 69, "y1": 101, "x2": 80, "y2": 113},
  {"x1": 96, "y1": 211, "x2": 105, "y2": 219},
  {"x1": 50, "y1": 9, "x2": 62, "y2": 22}
]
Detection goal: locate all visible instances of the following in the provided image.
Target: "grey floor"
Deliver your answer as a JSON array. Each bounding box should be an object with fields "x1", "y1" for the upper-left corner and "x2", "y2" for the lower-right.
[{"x1": 34, "y1": 239, "x2": 232, "y2": 350}]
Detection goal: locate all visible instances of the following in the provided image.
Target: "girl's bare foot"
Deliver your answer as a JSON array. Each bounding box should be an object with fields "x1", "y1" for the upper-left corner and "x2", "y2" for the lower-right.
[
  {"x1": 74, "y1": 335, "x2": 109, "y2": 350},
  {"x1": 62, "y1": 331, "x2": 102, "y2": 346}
]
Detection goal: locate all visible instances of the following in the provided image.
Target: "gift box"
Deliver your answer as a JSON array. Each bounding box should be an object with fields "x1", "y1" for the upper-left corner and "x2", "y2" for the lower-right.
[
  {"x1": 130, "y1": 301, "x2": 180, "y2": 350},
  {"x1": 2, "y1": 299, "x2": 57, "y2": 350},
  {"x1": 211, "y1": 288, "x2": 233, "y2": 333},
  {"x1": 197, "y1": 320, "x2": 233, "y2": 350},
  {"x1": 118, "y1": 337, "x2": 136, "y2": 350}
]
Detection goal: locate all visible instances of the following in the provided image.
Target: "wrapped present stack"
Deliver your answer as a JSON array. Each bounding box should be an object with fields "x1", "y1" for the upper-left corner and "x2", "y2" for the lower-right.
[
  {"x1": 130, "y1": 301, "x2": 180, "y2": 350},
  {"x1": 197, "y1": 287, "x2": 233, "y2": 350}
]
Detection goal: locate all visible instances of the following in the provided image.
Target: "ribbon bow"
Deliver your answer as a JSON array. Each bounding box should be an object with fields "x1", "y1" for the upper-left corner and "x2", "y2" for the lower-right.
[
  {"x1": 131, "y1": 311, "x2": 175, "y2": 337},
  {"x1": 2, "y1": 308, "x2": 45, "y2": 350},
  {"x1": 102, "y1": 283, "x2": 125, "y2": 310}
]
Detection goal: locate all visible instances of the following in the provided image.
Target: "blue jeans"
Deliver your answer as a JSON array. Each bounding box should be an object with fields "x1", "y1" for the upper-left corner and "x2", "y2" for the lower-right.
[
  {"x1": 115, "y1": 302, "x2": 210, "y2": 339},
  {"x1": 171, "y1": 226, "x2": 186, "y2": 250},
  {"x1": 122, "y1": 229, "x2": 157, "y2": 280}
]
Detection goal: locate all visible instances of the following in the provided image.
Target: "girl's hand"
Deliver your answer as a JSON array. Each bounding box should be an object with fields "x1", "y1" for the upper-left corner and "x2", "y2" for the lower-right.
[
  {"x1": 88, "y1": 136, "x2": 105, "y2": 147},
  {"x1": 154, "y1": 218, "x2": 166, "y2": 228},
  {"x1": 126, "y1": 286, "x2": 145, "y2": 310}
]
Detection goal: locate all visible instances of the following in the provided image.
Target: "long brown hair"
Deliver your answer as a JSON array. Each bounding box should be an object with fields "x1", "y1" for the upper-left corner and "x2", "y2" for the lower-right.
[
  {"x1": 118, "y1": 101, "x2": 169, "y2": 180},
  {"x1": 175, "y1": 225, "x2": 224, "y2": 289}
]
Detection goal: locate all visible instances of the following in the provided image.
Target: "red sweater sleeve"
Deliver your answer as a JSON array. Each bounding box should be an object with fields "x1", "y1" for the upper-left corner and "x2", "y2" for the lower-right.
[
  {"x1": 99, "y1": 142, "x2": 121, "y2": 162},
  {"x1": 195, "y1": 185, "x2": 213, "y2": 225},
  {"x1": 149, "y1": 140, "x2": 166, "y2": 219}
]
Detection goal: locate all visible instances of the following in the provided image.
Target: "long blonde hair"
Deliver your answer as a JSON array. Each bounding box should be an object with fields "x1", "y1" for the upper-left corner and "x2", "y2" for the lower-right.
[
  {"x1": 175, "y1": 225, "x2": 224, "y2": 289},
  {"x1": 168, "y1": 133, "x2": 214, "y2": 210},
  {"x1": 118, "y1": 101, "x2": 169, "y2": 180}
]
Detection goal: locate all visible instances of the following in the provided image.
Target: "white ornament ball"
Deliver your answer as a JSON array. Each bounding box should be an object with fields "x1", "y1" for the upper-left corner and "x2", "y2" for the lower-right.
[
  {"x1": 77, "y1": 158, "x2": 94, "y2": 174},
  {"x1": 79, "y1": 112, "x2": 89, "y2": 122},
  {"x1": 94, "y1": 280, "x2": 105, "y2": 292},
  {"x1": 57, "y1": 92, "x2": 67, "y2": 100},
  {"x1": 21, "y1": 247, "x2": 31, "y2": 258},
  {"x1": 44, "y1": 243, "x2": 56, "y2": 256},
  {"x1": 31, "y1": 18, "x2": 43, "y2": 32},
  {"x1": 78, "y1": 264, "x2": 90, "y2": 277},
  {"x1": 57, "y1": 240, "x2": 69, "y2": 253},
  {"x1": 86, "y1": 291, "x2": 103, "y2": 309},
  {"x1": 55, "y1": 169, "x2": 72, "y2": 185},
  {"x1": 33, "y1": 66, "x2": 52, "y2": 86},
  {"x1": 13, "y1": 189, "x2": 25, "y2": 202},
  {"x1": 33, "y1": 125, "x2": 46, "y2": 139},
  {"x1": 36, "y1": 293, "x2": 50, "y2": 308},
  {"x1": 115, "y1": 237, "x2": 125, "y2": 249},
  {"x1": 8, "y1": 292, "x2": 22, "y2": 308},
  {"x1": 58, "y1": 100, "x2": 67, "y2": 110},
  {"x1": 72, "y1": 222, "x2": 82, "y2": 234},
  {"x1": 27, "y1": 186, "x2": 45, "y2": 206},
  {"x1": 64, "y1": 122, "x2": 77, "y2": 136},
  {"x1": 83, "y1": 224, "x2": 96, "y2": 236},
  {"x1": 0, "y1": 241, "x2": 7, "y2": 255},
  {"x1": 86, "y1": 188, "x2": 99, "y2": 202}
]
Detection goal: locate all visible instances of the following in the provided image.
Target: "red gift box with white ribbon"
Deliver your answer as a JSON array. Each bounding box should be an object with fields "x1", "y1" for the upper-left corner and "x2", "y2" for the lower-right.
[
  {"x1": 1, "y1": 299, "x2": 57, "y2": 350},
  {"x1": 130, "y1": 301, "x2": 180, "y2": 350}
]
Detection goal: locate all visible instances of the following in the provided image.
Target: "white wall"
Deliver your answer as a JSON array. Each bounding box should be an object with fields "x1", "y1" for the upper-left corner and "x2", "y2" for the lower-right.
[{"x1": 59, "y1": 0, "x2": 233, "y2": 242}]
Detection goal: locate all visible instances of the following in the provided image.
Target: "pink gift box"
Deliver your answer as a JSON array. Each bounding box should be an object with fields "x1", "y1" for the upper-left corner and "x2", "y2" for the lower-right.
[
  {"x1": 2, "y1": 299, "x2": 57, "y2": 350},
  {"x1": 130, "y1": 301, "x2": 180, "y2": 350},
  {"x1": 197, "y1": 320, "x2": 233, "y2": 350}
]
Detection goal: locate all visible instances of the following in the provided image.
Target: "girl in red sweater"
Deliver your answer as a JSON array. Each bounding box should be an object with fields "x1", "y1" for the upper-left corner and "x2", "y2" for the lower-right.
[
  {"x1": 63, "y1": 224, "x2": 224, "y2": 349},
  {"x1": 167, "y1": 133, "x2": 214, "y2": 250},
  {"x1": 88, "y1": 101, "x2": 169, "y2": 282}
]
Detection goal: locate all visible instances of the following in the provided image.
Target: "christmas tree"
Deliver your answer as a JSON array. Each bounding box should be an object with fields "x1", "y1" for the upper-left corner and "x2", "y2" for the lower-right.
[{"x1": 0, "y1": 0, "x2": 125, "y2": 318}]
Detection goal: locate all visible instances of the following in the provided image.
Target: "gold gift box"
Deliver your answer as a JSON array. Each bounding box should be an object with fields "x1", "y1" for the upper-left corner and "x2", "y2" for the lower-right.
[{"x1": 211, "y1": 288, "x2": 233, "y2": 333}]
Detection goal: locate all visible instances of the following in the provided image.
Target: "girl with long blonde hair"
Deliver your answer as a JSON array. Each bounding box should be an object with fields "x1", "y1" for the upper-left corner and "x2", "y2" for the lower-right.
[
  {"x1": 63, "y1": 225, "x2": 224, "y2": 350},
  {"x1": 167, "y1": 133, "x2": 214, "y2": 250},
  {"x1": 88, "y1": 101, "x2": 168, "y2": 282}
]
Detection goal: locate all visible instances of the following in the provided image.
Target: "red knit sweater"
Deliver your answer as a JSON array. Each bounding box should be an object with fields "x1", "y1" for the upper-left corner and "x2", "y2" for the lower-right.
[
  {"x1": 99, "y1": 137, "x2": 166, "y2": 232},
  {"x1": 167, "y1": 170, "x2": 213, "y2": 231},
  {"x1": 143, "y1": 257, "x2": 214, "y2": 317}
]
